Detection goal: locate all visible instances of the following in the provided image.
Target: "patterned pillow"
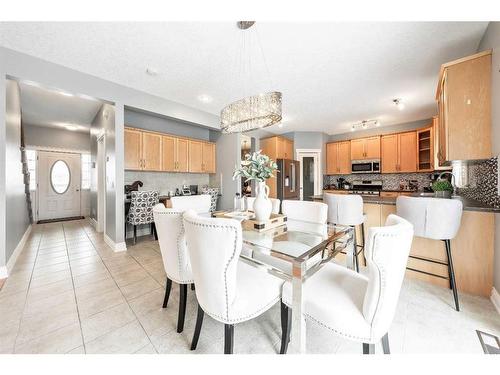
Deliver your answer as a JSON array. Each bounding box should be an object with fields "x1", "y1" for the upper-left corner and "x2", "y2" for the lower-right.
[{"x1": 127, "y1": 190, "x2": 159, "y2": 225}]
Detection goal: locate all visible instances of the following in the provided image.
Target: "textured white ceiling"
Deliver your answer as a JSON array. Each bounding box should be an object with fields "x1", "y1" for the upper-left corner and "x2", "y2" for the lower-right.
[
  {"x1": 19, "y1": 82, "x2": 102, "y2": 132},
  {"x1": 0, "y1": 22, "x2": 488, "y2": 135}
]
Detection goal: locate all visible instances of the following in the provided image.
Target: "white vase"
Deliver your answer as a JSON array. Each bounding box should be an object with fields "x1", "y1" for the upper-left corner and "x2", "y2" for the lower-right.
[{"x1": 253, "y1": 181, "x2": 272, "y2": 222}]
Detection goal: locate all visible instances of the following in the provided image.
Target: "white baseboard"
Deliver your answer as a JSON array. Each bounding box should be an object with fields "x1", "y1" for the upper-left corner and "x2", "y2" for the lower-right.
[
  {"x1": 491, "y1": 287, "x2": 500, "y2": 315},
  {"x1": 88, "y1": 217, "x2": 98, "y2": 229},
  {"x1": 104, "y1": 233, "x2": 127, "y2": 252},
  {"x1": 0, "y1": 225, "x2": 32, "y2": 279}
]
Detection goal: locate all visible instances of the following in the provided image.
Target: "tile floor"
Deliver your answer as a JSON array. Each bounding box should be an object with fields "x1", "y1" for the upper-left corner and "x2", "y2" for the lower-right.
[{"x1": 0, "y1": 219, "x2": 499, "y2": 354}]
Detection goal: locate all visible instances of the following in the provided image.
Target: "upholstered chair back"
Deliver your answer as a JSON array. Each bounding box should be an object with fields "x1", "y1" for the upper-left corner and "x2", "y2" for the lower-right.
[
  {"x1": 246, "y1": 197, "x2": 281, "y2": 214},
  {"x1": 324, "y1": 193, "x2": 364, "y2": 226},
  {"x1": 152, "y1": 204, "x2": 192, "y2": 284},
  {"x1": 362, "y1": 214, "x2": 414, "y2": 340},
  {"x1": 183, "y1": 210, "x2": 242, "y2": 321},
  {"x1": 127, "y1": 190, "x2": 159, "y2": 225},
  {"x1": 282, "y1": 200, "x2": 328, "y2": 224},
  {"x1": 200, "y1": 187, "x2": 220, "y2": 212},
  {"x1": 170, "y1": 194, "x2": 212, "y2": 213},
  {"x1": 396, "y1": 196, "x2": 463, "y2": 240}
]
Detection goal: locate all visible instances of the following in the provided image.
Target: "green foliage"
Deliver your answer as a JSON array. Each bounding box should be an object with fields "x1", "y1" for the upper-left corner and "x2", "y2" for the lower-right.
[
  {"x1": 233, "y1": 150, "x2": 278, "y2": 183},
  {"x1": 432, "y1": 179, "x2": 453, "y2": 192}
]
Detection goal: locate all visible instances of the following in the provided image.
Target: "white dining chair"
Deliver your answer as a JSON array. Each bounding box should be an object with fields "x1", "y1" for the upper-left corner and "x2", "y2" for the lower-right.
[
  {"x1": 323, "y1": 193, "x2": 366, "y2": 272},
  {"x1": 280, "y1": 214, "x2": 414, "y2": 354},
  {"x1": 183, "y1": 210, "x2": 285, "y2": 354},
  {"x1": 170, "y1": 194, "x2": 212, "y2": 213},
  {"x1": 396, "y1": 196, "x2": 463, "y2": 311},
  {"x1": 281, "y1": 200, "x2": 328, "y2": 223},
  {"x1": 252, "y1": 200, "x2": 328, "y2": 275},
  {"x1": 246, "y1": 197, "x2": 281, "y2": 214},
  {"x1": 152, "y1": 204, "x2": 194, "y2": 333}
]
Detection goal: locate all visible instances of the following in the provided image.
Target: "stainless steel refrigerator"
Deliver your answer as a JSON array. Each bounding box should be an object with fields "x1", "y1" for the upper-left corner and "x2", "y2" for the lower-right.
[{"x1": 276, "y1": 159, "x2": 300, "y2": 202}]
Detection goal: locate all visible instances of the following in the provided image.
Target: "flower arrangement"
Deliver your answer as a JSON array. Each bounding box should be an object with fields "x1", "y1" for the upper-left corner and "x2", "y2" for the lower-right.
[{"x1": 233, "y1": 150, "x2": 278, "y2": 182}]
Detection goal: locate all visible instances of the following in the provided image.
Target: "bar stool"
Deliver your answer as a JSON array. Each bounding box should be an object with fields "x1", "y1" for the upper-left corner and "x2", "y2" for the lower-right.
[
  {"x1": 323, "y1": 193, "x2": 365, "y2": 272},
  {"x1": 396, "y1": 196, "x2": 463, "y2": 311}
]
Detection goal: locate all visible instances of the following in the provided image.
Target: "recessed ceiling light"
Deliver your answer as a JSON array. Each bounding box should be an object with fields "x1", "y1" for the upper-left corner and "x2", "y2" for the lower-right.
[
  {"x1": 146, "y1": 67, "x2": 159, "y2": 76},
  {"x1": 393, "y1": 98, "x2": 405, "y2": 110},
  {"x1": 198, "y1": 94, "x2": 213, "y2": 103}
]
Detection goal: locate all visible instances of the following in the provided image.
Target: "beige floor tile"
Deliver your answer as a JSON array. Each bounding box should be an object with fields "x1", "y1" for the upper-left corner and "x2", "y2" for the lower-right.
[
  {"x1": 81, "y1": 302, "x2": 136, "y2": 342},
  {"x1": 120, "y1": 276, "x2": 161, "y2": 300},
  {"x1": 14, "y1": 323, "x2": 83, "y2": 354},
  {"x1": 128, "y1": 289, "x2": 166, "y2": 316},
  {"x1": 75, "y1": 277, "x2": 118, "y2": 302},
  {"x1": 77, "y1": 287, "x2": 125, "y2": 319},
  {"x1": 30, "y1": 269, "x2": 72, "y2": 288},
  {"x1": 69, "y1": 254, "x2": 102, "y2": 267},
  {"x1": 27, "y1": 278, "x2": 74, "y2": 302},
  {"x1": 24, "y1": 289, "x2": 76, "y2": 317},
  {"x1": 71, "y1": 261, "x2": 107, "y2": 277},
  {"x1": 112, "y1": 267, "x2": 150, "y2": 287},
  {"x1": 134, "y1": 343, "x2": 158, "y2": 354},
  {"x1": 72, "y1": 269, "x2": 111, "y2": 288},
  {"x1": 31, "y1": 261, "x2": 71, "y2": 277},
  {"x1": 67, "y1": 345, "x2": 85, "y2": 354},
  {"x1": 85, "y1": 320, "x2": 150, "y2": 354}
]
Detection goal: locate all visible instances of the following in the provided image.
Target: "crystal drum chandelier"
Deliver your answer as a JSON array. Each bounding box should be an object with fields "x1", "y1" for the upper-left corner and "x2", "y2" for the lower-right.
[{"x1": 220, "y1": 22, "x2": 282, "y2": 133}]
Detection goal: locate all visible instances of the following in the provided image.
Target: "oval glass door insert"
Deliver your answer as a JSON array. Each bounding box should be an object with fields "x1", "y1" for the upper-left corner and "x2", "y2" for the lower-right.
[{"x1": 50, "y1": 160, "x2": 71, "y2": 194}]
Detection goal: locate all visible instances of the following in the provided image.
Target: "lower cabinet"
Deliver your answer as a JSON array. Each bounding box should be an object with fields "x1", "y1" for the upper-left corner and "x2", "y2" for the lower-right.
[{"x1": 355, "y1": 203, "x2": 493, "y2": 297}]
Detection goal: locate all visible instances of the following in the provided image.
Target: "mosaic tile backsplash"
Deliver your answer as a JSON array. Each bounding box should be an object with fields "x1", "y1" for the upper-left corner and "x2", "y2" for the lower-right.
[
  {"x1": 323, "y1": 172, "x2": 434, "y2": 191},
  {"x1": 457, "y1": 157, "x2": 500, "y2": 208}
]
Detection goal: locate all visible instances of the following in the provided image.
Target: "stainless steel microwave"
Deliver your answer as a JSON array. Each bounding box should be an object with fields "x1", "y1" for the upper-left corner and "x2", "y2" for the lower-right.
[{"x1": 351, "y1": 159, "x2": 380, "y2": 174}]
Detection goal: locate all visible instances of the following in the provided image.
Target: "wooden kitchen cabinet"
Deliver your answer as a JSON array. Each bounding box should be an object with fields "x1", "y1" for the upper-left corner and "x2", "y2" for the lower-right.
[
  {"x1": 125, "y1": 127, "x2": 215, "y2": 173},
  {"x1": 381, "y1": 131, "x2": 416, "y2": 173},
  {"x1": 162, "y1": 136, "x2": 189, "y2": 172},
  {"x1": 417, "y1": 126, "x2": 433, "y2": 172},
  {"x1": 141, "y1": 132, "x2": 162, "y2": 171},
  {"x1": 326, "y1": 141, "x2": 351, "y2": 175},
  {"x1": 436, "y1": 50, "x2": 492, "y2": 165},
  {"x1": 259, "y1": 135, "x2": 295, "y2": 198},
  {"x1": 124, "y1": 128, "x2": 142, "y2": 170},
  {"x1": 350, "y1": 136, "x2": 380, "y2": 160}
]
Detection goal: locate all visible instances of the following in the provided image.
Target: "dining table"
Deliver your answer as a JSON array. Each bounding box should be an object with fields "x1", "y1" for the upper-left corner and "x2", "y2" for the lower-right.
[{"x1": 212, "y1": 211, "x2": 355, "y2": 354}]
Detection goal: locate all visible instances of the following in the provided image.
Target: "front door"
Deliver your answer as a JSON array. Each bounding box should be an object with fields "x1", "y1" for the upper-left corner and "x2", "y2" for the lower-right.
[{"x1": 38, "y1": 151, "x2": 81, "y2": 221}]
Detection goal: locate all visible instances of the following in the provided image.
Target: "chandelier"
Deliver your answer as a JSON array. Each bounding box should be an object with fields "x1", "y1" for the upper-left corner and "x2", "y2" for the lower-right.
[
  {"x1": 351, "y1": 119, "x2": 380, "y2": 132},
  {"x1": 220, "y1": 22, "x2": 282, "y2": 133}
]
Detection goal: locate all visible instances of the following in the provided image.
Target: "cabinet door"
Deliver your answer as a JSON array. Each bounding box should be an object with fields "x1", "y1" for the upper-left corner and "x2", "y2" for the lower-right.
[
  {"x1": 438, "y1": 75, "x2": 448, "y2": 165},
  {"x1": 124, "y1": 128, "x2": 142, "y2": 170},
  {"x1": 326, "y1": 143, "x2": 338, "y2": 174},
  {"x1": 381, "y1": 134, "x2": 398, "y2": 173},
  {"x1": 260, "y1": 137, "x2": 276, "y2": 161},
  {"x1": 284, "y1": 139, "x2": 294, "y2": 159},
  {"x1": 399, "y1": 132, "x2": 417, "y2": 172},
  {"x1": 365, "y1": 136, "x2": 381, "y2": 159},
  {"x1": 176, "y1": 138, "x2": 189, "y2": 173},
  {"x1": 350, "y1": 139, "x2": 365, "y2": 160},
  {"x1": 162, "y1": 135, "x2": 176, "y2": 172},
  {"x1": 337, "y1": 141, "x2": 351, "y2": 174},
  {"x1": 188, "y1": 140, "x2": 203, "y2": 173},
  {"x1": 142, "y1": 132, "x2": 162, "y2": 171},
  {"x1": 202, "y1": 142, "x2": 215, "y2": 173},
  {"x1": 276, "y1": 137, "x2": 286, "y2": 159}
]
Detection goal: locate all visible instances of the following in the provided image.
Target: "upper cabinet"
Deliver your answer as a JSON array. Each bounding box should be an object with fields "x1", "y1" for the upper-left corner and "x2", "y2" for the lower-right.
[
  {"x1": 260, "y1": 136, "x2": 295, "y2": 160},
  {"x1": 125, "y1": 127, "x2": 216, "y2": 174},
  {"x1": 326, "y1": 141, "x2": 351, "y2": 175},
  {"x1": 350, "y1": 136, "x2": 380, "y2": 160},
  {"x1": 381, "y1": 131, "x2": 417, "y2": 173},
  {"x1": 436, "y1": 50, "x2": 492, "y2": 165},
  {"x1": 417, "y1": 126, "x2": 433, "y2": 172}
]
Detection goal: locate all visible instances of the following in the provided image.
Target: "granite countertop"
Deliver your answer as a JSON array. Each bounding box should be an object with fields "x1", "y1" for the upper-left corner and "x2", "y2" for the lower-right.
[{"x1": 313, "y1": 192, "x2": 500, "y2": 213}]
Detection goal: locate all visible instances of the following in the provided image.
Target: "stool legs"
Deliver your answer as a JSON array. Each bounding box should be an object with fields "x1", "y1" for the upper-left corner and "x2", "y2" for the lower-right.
[{"x1": 444, "y1": 239, "x2": 460, "y2": 311}]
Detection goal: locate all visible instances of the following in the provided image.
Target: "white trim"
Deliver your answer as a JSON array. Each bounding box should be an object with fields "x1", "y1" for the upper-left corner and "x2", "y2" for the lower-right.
[
  {"x1": 88, "y1": 217, "x2": 98, "y2": 229},
  {"x1": 26, "y1": 145, "x2": 90, "y2": 154},
  {"x1": 296, "y1": 149, "x2": 322, "y2": 199},
  {"x1": 0, "y1": 225, "x2": 33, "y2": 278},
  {"x1": 97, "y1": 134, "x2": 106, "y2": 233},
  {"x1": 491, "y1": 287, "x2": 500, "y2": 315},
  {"x1": 104, "y1": 233, "x2": 127, "y2": 253}
]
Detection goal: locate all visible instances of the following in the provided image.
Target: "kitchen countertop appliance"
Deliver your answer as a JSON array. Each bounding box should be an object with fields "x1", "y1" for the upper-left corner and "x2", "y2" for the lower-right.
[{"x1": 349, "y1": 180, "x2": 383, "y2": 196}]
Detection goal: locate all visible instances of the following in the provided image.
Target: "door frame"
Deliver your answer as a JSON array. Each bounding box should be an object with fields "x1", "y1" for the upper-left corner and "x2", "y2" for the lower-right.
[
  {"x1": 97, "y1": 133, "x2": 106, "y2": 234},
  {"x1": 36, "y1": 150, "x2": 82, "y2": 221},
  {"x1": 296, "y1": 148, "x2": 322, "y2": 200}
]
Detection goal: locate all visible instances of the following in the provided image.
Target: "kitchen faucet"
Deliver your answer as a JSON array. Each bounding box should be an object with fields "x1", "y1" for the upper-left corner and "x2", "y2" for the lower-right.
[{"x1": 437, "y1": 171, "x2": 458, "y2": 197}]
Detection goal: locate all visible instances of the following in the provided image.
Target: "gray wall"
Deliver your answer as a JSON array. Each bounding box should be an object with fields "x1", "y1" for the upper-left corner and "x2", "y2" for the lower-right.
[
  {"x1": 477, "y1": 21, "x2": 500, "y2": 292},
  {"x1": 209, "y1": 131, "x2": 241, "y2": 210},
  {"x1": 3, "y1": 79, "x2": 30, "y2": 266},
  {"x1": 24, "y1": 124, "x2": 90, "y2": 151},
  {"x1": 125, "y1": 108, "x2": 210, "y2": 141},
  {"x1": 90, "y1": 104, "x2": 117, "y2": 242},
  {"x1": 0, "y1": 46, "x2": 217, "y2": 251},
  {"x1": 328, "y1": 118, "x2": 432, "y2": 142}
]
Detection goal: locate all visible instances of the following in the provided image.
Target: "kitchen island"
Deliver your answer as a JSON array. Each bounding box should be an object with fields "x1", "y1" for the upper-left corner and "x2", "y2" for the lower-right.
[{"x1": 316, "y1": 191, "x2": 496, "y2": 297}]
